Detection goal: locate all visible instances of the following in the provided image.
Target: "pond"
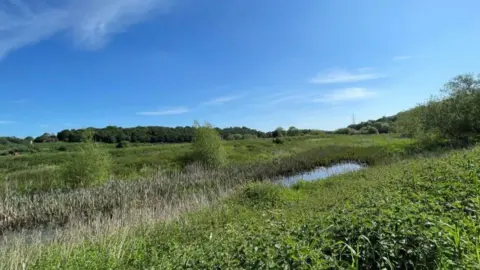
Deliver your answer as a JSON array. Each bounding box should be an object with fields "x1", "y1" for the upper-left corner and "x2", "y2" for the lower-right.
[{"x1": 278, "y1": 162, "x2": 364, "y2": 187}]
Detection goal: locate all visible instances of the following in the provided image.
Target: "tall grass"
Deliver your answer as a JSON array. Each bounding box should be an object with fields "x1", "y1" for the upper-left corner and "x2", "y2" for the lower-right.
[
  {"x1": 0, "y1": 145, "x2": 392, "y2": 233},
  {"x1": 0, "y1": 134, "x2": 413, "y2": 179}
]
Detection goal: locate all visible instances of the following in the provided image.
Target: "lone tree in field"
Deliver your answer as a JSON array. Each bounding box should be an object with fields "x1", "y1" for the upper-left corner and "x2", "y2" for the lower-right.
[
  {"x1": 191, "y1": 121, "x2": 226, "y2": 167},
  {"x1": 63, "y1": 129, "x2": 112, "y2": 188}
]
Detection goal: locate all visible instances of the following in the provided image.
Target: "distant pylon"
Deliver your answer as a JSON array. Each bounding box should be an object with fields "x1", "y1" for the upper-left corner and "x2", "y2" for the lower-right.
[{"x1": 352, "y1": 113, "x2": 356, "y2": 125}]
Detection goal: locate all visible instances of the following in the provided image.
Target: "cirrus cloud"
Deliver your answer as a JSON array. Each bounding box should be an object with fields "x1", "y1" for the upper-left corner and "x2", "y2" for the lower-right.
[
  {"x1": 310, "y1": 68, "x2": 384, "y2": 84},
  {"x1": 202, "y1": 95, "x2": 241, "y2": 106},
  {"x1": 314, "y1": 87, "x2": 376, "y2": 103},
  {"x1": 0, "y1": 0, "x2": 172, "y2": 59},
  {"x1": 136, "y1": 107, "x2": 189, "y2": 116}
]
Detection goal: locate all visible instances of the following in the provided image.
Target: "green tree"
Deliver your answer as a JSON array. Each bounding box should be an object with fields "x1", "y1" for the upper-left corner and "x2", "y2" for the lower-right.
[
  {"x1": 378, "y1": 122, "x2": 392, "y2": 133},
  {"x1": 272, "y1": 127, "x2": 285, "y2": 138},
  {"x1": 34, "y1": 133, "x2": 58, "y2": 143},
  {"x1": 434, "y1": 74, "x2": 480, "y2": 140},
  {"x1": 359, "y1": 125, "x2": 379, "y2": 134},
  {"x1": 287, "y1": 126, "x2": 299, "y2": 136},
  {"x1": 395, "y1": 106, "x2": 425, "y2": 137},
  {"x1": 334, "y1": 128, "x2": 357, "y2": 135},
  {"x1": 62, "y1": 131, "x2": 111, "y2": 188},
  {"x1": 396, "y1": 73, "x2": 480, "y2": 144},
  {"x1": 116, "y1": 141, "x2": 130, "y2": 148},
  {"x1": 191, "y1": 121, "x2": 226, "y2": 167},
  {"x1": 225, "y1": 134, "x2": 236, "y2": 140}
]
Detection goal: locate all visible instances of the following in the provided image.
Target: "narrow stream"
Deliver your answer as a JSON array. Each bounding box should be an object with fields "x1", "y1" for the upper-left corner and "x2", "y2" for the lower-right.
[{"x1": 278, "y1": 162, "x2": 364, "y2": 187}]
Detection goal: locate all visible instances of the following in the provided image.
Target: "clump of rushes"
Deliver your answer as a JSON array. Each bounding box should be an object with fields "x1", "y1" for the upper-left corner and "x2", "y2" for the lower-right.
[{"x1": 62, "y1": 129, "x2": 112, "y2": 188}]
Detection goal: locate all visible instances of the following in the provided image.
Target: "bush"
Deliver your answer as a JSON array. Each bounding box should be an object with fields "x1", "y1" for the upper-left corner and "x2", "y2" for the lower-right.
[
  {"x1": 236, "y1": 182, "x2": 288, "y2": 208},
  {"x1": 378, "y1": 122, "x2": 391, "y2": 133},
  {"x1": 359, "y1": 125, "x2": 379, "y2": 134},
  {"x1": 191, "y1": 121, "x2": 226, "y2": 168},
  {"x1": 225, "y1": 134, "x2": 236, "y2": 141},
  {"x1": 334, "y1": 128, "x2": 357, "y2": 135},
  {"x1": 272, "y1": 137, "x2": 285, "y2": 144},
  {"x1": 242, "y1": 134, "x2": 257, "y2": 140},
  {"x1": 57, "y1": 146, "x2": 68, "y2": 151},
  {"x1": 396, "y1": 74, "x2": 480, "y2": 143},
  {"x1": 116, "y1": 141, "x2": 130, "y2": 148},
  {"x1": 62, "y1": 140, "x2": 112, "y2": 188}
]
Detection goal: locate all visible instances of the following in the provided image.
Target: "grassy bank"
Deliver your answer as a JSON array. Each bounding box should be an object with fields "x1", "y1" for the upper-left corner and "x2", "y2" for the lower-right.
[{"x1": 4, "y1": 145, "x2": 478, "y2": 269}]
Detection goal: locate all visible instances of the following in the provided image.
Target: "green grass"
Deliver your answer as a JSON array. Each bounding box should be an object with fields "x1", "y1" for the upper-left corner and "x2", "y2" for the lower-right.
[
  {"x1": 0, "y1": 145, "x2": 394, "y2": 232},
  {"x1": 0, "y1": 134, "x2": 413, "y2": 194},
  {"x1": 1, "y1": 134, "x2": 478, "y2": 268},
  {"x1": 7, "y1": 145, "x2": 480, "y2": 269}
]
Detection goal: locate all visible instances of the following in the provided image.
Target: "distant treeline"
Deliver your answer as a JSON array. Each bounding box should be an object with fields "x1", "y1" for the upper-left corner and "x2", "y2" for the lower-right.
[
  {"x1": 25, "y1": 126, "x2": 320, "y2": 144},
  {"x1": 334, "y1": 115, "x2": 397, "y2": 135},
  {"x1": 0, "y1": 136, "x2": 36, "y2": 155}
]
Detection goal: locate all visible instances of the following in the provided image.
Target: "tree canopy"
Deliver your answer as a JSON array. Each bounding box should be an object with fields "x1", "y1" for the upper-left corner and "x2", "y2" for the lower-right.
[
  {"x1": 395, "y1": 73, "x2": 480, "y2": 144},
  {"x1": 33, "y1": 125, "x2": 320, "y2": 144}
]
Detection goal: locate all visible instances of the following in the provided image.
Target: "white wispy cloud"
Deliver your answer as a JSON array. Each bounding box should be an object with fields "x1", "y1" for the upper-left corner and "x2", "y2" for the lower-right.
[
  {"x1": 0, "y1": 0, "x2": 172, "y2": 58},
  {"x1": 393, "y1": 55, "x2": 411, "y2": 61},
  {"x1": 267, "y1": 92, "x2": 319, "y2": 105},
  {"x1": 314, "y1": 88, "x2": 376, "y2": 103},
  {"x1": 203, "y1": 95, "x2": 241, "y2": 105},
  {"x1": 137, "y1": 107, "x2": 189, "y2": 116},
  {"x1": 310, "y1": 68, "x2": 384, "y2": 84},
  {"x1": 0, "y1": 120, "x2": 14, "y2": 124},
  {"x1": 268, "y1": 94, "x2": 305, "y2": 104}
]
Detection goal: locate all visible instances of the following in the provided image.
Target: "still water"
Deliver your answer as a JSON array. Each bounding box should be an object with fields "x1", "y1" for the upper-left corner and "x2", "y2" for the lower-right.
[{"x1": 278, "y1": 163, "x2": 364, "y2": 187}]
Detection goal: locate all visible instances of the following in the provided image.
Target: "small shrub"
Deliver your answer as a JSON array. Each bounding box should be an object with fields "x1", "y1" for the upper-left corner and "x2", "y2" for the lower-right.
[
  {"x1": 191, "y1": 121, "x2": 226, "y2": 168},
  {"x1": 57, "y1": 146, "x2": 68, "y2": 151},
  {"x1": 116, "y1": 141, "x2": 130, "y2": 148},
  {"x1": 334, "y1": 128, "x2": 357, "y2": 135},
  {"x1": 359, "y1": 125, "x2": 379, "y2": 134},
  {"x1": 273, "y1": 137, "x2": 285, "y2": 144},
  {"x1": 62, "y1": 140, "x2": 112, "y2": 188},
  {"x1": 242, "y1": 134, "x2": 257, "y2": 140},
  {"x1": 237, "y1": 182, "x2": 286, "y2": 208},
  {"x1": 225, "y1": 134, "x2": 236, "y2": 141}
]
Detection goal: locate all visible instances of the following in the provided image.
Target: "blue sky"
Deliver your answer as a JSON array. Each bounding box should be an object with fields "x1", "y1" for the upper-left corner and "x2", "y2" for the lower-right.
[{"x1": 1, "y1": 0, "x2": 480, "y2": 137}]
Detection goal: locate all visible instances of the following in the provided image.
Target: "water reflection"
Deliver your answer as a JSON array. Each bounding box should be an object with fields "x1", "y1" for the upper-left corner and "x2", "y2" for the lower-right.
[{"x1": 278, "y1": 163, "x2": 363, "y2": 187}]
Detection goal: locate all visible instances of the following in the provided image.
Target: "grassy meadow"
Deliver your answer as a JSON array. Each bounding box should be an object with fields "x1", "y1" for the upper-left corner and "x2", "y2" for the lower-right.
[
  {"x1": 0, "y1": 134, "x2": 413, "y2": 194},
  {"x1": 1, "y1": 130, "x2": 478, "y2": 269},
  {"x1": 1, "y1": 134, "x2": 480, "y2": 268}
]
